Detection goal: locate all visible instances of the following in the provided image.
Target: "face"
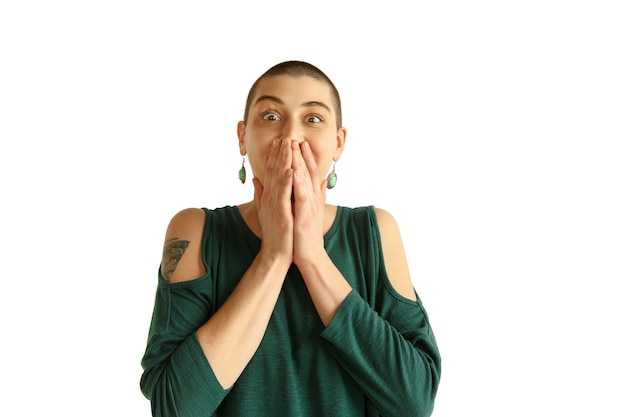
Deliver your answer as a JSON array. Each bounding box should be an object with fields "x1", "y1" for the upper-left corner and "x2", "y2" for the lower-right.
[{"x1": 237, "y1": 74, "x2": 346, "y2": 186}]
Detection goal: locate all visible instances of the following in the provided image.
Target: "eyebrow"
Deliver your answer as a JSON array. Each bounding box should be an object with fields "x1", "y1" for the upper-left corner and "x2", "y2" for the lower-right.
[{"x1": 255, "y1": 95, "x2": 332, "y2": 113}]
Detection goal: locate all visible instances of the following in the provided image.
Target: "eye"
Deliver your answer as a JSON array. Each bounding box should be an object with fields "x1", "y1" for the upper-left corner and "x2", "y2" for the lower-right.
[
  {"x1": 306, "y1": 114, "x2": 323, "y2": 123},
  {"x1": 262, "y1": 112, "x2": 280, "y2": 121}
]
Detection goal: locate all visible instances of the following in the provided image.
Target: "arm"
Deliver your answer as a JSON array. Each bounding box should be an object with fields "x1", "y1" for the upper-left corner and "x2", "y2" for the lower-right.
[
  {"x1": 296, "y1": 207, "x2": 440, "y2": 417},
  {"x1": 163, "y1": 208, "x2": 289, "y2": 388},
  {"x1": 292, "y1": 141, "x2": 440, "y2": 416},
  {"x1": 320, "y1": 290, "x2": 441, "y2": 417},
  {"x1": 141, "y1": 139, "x2": 296, "y2": 416},
  {"x1": 320, "y1": 208, "x2": 441, "y2": 417},
  {"x1": 294, "y1": 208, "x2": 417, "y2": 325},
  {"x1": 141, "y1": 208, "x2": 290, "y2": 416}
]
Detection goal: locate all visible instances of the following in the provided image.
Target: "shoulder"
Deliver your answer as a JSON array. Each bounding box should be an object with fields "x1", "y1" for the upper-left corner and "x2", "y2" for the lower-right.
[
  {"x1": 160, "y1": 208, "x2": 207, "y2": 284},
  {"x1": 372, "y1": 207, "x2": 404, "y2": 256},
  {"x1": 165, "y1": 207, "x2": 206, "y2": 237},
  {"x1": 372, "y1": 207, "x2": 397, "y2": 231},
  {"x1": 372, "y1": 207, "x2": 418, "y2": 301}
]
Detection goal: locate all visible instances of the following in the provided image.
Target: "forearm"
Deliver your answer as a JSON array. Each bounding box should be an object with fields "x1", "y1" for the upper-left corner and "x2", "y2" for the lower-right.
[
  {"x1": 196, "y1": 254, "x2": 290, "y2": 388},
  {"x1": 321, "y1": 292, "x2": 441, "y2": 417},
  {"x1": 296, "y1": 252, "x2": 352, "y2": 326},
  {"x1": 298, "y1": 254, "x2": 439, "y2": 415}
]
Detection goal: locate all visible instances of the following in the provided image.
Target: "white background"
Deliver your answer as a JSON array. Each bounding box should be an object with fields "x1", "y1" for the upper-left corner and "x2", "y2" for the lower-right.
[{"x1": 1, "y1": 1, "x2": 624, "y2": 415}]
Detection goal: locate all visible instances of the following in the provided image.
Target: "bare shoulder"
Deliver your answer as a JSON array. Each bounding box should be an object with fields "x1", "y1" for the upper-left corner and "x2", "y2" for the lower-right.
[
  {"x1": 161, "y1": 208, "x2": 207, "y2": 284},
  {"x1": 374, "y1": 207, "x2": 418, "y2": 301}
]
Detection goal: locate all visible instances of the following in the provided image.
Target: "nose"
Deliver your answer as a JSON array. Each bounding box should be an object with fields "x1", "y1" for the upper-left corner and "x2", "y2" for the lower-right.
[{"x1": 280, "y1": 118, "x2": 304, "y2": 142}]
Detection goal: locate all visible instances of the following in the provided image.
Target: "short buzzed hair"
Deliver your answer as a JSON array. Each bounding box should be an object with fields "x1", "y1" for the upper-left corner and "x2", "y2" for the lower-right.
[{"x1": 243, "y1": 61, "x2": 342, "y2": 129}]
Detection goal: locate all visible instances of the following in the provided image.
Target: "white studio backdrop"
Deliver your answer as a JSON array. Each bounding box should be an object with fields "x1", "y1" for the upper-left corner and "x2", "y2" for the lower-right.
[{"x1": 1, "y1": 1, "x2": 624, "y2": 416}]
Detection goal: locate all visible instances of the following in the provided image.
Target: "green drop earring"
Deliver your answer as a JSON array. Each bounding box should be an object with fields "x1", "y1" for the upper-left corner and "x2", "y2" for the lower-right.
[
  {"x1": 326, "y1": 161, "x2": 337, "y2": 189},
  {"x1": 238, "y1": 156, "x2": 247, "y2": 184}
]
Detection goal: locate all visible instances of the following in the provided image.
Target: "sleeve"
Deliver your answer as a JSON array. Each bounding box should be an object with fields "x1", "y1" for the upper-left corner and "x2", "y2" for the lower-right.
[
  {"x1": 320, "y1": 291, "x2": 441, "y2": 417},
  {"x1": 140, "y1": 274, "x2": 231, "y2": 417}
]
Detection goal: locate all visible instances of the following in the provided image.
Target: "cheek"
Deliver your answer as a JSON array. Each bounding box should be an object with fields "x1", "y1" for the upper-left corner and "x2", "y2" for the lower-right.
[
  {"x1": 246, "y1": 147, "x2": 271, "y2": 182},
  {"x1": 319, "y1": 161, "x2": 333, "y2": 177},
  {"x1": 248, "y1": 155, "x2": 264, "y2": 178},
  {"x1": 307, "y1": 145, "x2": 332, "y2": 172}
]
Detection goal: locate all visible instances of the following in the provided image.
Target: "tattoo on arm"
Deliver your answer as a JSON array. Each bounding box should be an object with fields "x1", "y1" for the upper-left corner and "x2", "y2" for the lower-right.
[{"x1": 161, "y1": 238, "x2": 190, "y2": 282}]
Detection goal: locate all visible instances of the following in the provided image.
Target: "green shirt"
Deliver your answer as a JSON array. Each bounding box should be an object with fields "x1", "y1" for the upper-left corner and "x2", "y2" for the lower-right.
[{"x1": 141, "y1": 206, "x2": 441, "y2": 417}]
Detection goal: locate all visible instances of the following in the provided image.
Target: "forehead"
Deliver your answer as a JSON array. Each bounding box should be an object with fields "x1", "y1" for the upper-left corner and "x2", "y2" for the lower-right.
[{"x1": 253, "y1": 74, "x2": 334, "y2": 107}]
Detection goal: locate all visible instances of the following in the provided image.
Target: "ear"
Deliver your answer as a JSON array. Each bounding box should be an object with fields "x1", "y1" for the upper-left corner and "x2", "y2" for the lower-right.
[
  {"x1": 237, "y1": 121, "x2": 247, "y2": 155},
  {"x1": 332, "y1": 127, "x2": 347, "y2": 162}
]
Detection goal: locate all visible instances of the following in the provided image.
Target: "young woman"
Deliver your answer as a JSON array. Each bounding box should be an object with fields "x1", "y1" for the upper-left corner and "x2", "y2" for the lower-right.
[{"x1": 140, "y1": 61, "x2": 441, "y2": 417}]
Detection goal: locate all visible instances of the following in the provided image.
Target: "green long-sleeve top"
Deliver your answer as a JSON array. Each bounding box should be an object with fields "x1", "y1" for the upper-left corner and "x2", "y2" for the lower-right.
[{"x1": 140, "y1": 205, "x2": 441, "y2": 417}]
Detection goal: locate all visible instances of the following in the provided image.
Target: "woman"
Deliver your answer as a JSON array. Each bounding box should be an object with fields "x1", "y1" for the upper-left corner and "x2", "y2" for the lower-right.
[{"x1": 140, "y1": 61, "x2": 441, "y2": 417}]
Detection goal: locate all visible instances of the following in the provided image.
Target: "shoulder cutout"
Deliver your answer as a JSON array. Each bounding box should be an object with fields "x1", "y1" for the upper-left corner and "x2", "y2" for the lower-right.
[
  {"x1": 160, "y1": 208, "x2": 207, "y2": 284},
  {"x1": 374, "y1": 207, "x2": 418, "y2": 301}
]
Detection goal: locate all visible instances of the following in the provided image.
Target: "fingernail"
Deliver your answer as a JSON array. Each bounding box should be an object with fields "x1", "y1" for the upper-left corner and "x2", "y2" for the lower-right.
[{"x1": 273, "y1": 139, "x2": 279, "y2": 148}]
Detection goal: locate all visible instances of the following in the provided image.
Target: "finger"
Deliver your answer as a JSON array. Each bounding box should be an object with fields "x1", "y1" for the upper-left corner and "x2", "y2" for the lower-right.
[
  {"x1": 292, "y1": 142, "x2": 312, "y2": 201},
  {"x1": 265, "y1": 139, "x2": 293, "y2": 202},
  {"x1": 276, "y1": 139, "x2": 294, "y2": 200},
  {"x1": 264, "y1": 138, "x2": 282, "y2": 184},
  {"x1": 280, "y1": 139, "x2": 293, "y2": 172},
  {"x1": 291, "y1": 140, "x2": 309, "y2": 181},
  {"x1": 300, "y1": 141, "x2": 321, "y2": 185}
]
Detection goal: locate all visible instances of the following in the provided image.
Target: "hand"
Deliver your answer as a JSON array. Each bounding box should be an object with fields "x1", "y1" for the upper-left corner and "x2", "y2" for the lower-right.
[
  {"x1": 291, "y1": 140, "x2": 327, "y2": 266},
  {"x1": 254, "y1": 139, "x2": 294, "y2": 265}
]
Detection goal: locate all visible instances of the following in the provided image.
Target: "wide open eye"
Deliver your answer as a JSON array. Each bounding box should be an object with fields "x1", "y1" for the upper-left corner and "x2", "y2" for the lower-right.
[
  {"x1": 262, "y1": 112, "x2": 281, "y2": 121},
  {"x1": 305, "y1": 114, "x2": 322, "y2": 123}
]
